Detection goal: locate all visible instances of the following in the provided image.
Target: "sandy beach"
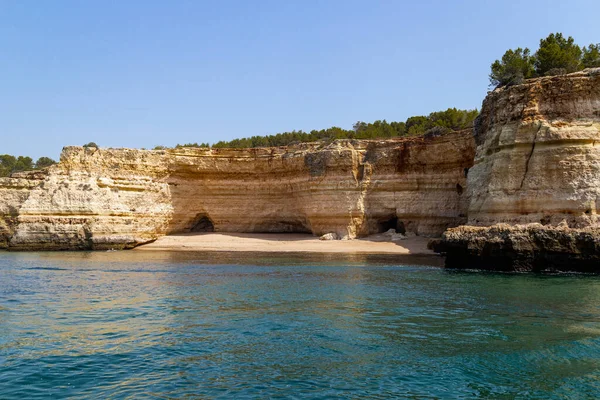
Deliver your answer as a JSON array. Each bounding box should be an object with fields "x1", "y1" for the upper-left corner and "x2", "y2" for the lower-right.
[{"x1": 135, "y1": 232, "x2": 434, "y2": 254}]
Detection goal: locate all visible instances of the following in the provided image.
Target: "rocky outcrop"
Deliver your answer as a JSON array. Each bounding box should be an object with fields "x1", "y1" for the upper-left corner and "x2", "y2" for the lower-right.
[
  {"x1": 6, "y1": 147, "x2": 172, "y2": 250},
  {"x1": 0, "y1": 171, "x2": 46, "y2": 248},
  {"x1": 436, "y1": 224, "x2": 600, "y2": 273},
  {"x1": 436, "y1": 68, "x2": 600, "y2": 271},
  {"x1": 0, "y1": 131, "x2": 474, "y2": 250},
  {"x1": 468, "y1": 68, "x2": 600, "y2": 227}
]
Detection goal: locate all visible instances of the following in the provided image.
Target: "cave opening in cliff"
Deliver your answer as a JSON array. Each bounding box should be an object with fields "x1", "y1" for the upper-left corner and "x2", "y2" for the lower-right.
[
  {"x1": 378, "y1": 216, "x2": 405, "y2": 234},
  {"x1": 190, "y1": 215, "x2": 214, "y2": 232}
]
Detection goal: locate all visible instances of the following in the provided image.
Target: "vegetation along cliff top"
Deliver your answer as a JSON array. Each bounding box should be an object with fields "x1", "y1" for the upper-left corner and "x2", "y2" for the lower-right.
[{"x1": 3, "y1": 32, "x2": 597, "y2": 174}]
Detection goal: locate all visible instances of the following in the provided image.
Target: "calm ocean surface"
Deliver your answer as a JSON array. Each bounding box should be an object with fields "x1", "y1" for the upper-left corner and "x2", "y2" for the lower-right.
[{"x1": 0, "y1": 251, "x2": 599, "y2": 399}]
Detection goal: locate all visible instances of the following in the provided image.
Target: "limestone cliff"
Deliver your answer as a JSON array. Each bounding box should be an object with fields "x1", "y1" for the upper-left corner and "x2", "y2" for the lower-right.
[
  {"x1": 437, "y1": 68, "x2": 600, "y2": 271},
  {"x1": 7, "y1": 147, "x2": 172, "y2": 250},
  {"x1": 468, "y1": 68, "x2": 600, "y2": 227},
  {"x1": 5, "y1": 70, "x2": 599, "y2": 266},
  {"x1": 167, "y1": 132, "x2": 473, "y2": 240},
  {"x1": 0, "y1": 171, "x2": 46, "y2": 248},
  {"x1": 0, "y1": 132, "x2": 473, "y2": 250}
]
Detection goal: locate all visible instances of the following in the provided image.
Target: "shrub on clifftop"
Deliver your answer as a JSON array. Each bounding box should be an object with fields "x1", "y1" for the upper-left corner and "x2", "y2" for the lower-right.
[
  {"x1": 34, "y1": 157, "x2": 57, "y2": 169},
  {"x1": 0, "y1": 155, "x2": 56, "y2": 177},
  {"x1": 174, "y1": 142, "x2": 210, "y2": 148},
  {"x1": 582, "y1": 44, "x2": 600, "y2": 68},
  {"x1": 534, "y1": 33, "x2": 583, "y2": 76},
  {"x1": 489, "y1": 47, "x2": 535, "y2": 87},
  {"x1": 489, "y1": 33, "x2": 597, "y2": 88},
  {"x1": 208, "y1": 108, "x2": 478, "y2": 148}
]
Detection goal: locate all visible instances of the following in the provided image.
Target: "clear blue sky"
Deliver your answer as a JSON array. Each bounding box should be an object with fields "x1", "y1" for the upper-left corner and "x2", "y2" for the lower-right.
[{"x1": 2, "y1": 0, "x2": 599, "y2": 160}]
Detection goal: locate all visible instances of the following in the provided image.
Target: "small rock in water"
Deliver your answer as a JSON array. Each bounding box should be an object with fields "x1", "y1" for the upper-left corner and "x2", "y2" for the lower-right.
[{"x1": 320, "y1": 233, "x2": 339, "y2": 241}]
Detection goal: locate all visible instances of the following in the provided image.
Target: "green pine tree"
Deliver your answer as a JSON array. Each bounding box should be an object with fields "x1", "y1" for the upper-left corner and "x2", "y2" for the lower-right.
[
  {"x1": 489, "y1": 47, "x2": 535, "y2": 87},
  {"x1": 534, "y1": 33, "x2": 583, "y2": 76},
  {"x1": 582, "y1": 44, "x2": 600, "y2": 68}
]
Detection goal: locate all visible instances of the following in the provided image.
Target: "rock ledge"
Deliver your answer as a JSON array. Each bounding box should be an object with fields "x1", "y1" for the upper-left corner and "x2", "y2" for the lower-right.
[{"x1": 433, "y1": 224, "x2": 600, "y2": 272}]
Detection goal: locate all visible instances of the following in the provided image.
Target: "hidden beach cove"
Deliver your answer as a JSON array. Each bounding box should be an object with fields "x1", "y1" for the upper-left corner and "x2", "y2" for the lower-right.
[{"x1": 2, "y1": 69, "x2": 600, "y2": 272}]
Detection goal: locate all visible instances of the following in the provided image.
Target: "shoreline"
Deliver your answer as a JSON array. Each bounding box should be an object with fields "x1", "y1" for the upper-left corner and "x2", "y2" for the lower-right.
[{"x1": 135, "y1": 232, "x2": 435, "y2": 255}]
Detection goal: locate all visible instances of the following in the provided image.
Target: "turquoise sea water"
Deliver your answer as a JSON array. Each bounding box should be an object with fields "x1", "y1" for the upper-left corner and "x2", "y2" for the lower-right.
[{"x1": 1, "y1": 251, "x2": 599, "y2": 399}]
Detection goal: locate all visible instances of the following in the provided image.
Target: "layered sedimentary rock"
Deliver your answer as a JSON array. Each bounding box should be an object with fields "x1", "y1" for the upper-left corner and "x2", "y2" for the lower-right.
[
  {"x1": 438, "y1": 68, "x2": 600, "y2": 271},
  {"x1": 468, "y1": 68, "x2": 600, "y2": 227},
  {"x1": 6, "y1": 147, "x2": 173, "y2": 250},
  {"x1": 0, "y1": 171, "x2": 46, "y2": 248},
  {"x1": 5, "y1": 70, "x2": 599, "y2": 265},
  {"x1": 167, "y1": 132, "x2": 473, "y2": 239},
  {"x1": 0, "y1": 131, "x2": 474, "y2": 250}
]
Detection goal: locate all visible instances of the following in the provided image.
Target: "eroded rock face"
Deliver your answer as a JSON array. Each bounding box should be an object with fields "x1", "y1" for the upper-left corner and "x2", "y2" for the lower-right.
[
  {"x1": 0, "y1": 132, "x2": 474, "y2": 250},
  {"x1": 167, "y1": 132, "x2": 473, "y2": 240},
  {"x1": 436, "y1": 69, "x2": 600, "y2": 271},
  {"x1": 5, "y1": 147, "x2": 172, "y2": 250},
  {"x1": 468, "y1": 68, "x2": 600, "y2": 227},
  {"x1": 436, "y1": 224, "x2": 600, "y2": 273},
  {"x1": 0, "y1": 171, "x2": 46, "y2": 248}
]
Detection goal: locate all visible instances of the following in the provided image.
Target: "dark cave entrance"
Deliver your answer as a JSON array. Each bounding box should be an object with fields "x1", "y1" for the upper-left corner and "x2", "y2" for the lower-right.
[
  {"x1": 378, "y1": 216, "x2": 405, "y2": 234},
  {"x1": 190, "y1": 215, "x2": 215, "y2": 232}
]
